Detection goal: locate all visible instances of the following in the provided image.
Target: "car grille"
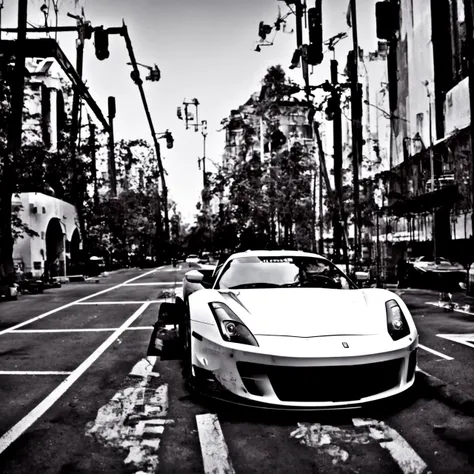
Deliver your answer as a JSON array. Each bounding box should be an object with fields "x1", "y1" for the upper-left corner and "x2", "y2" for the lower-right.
[{"x1": 237, "y1": 359, "x2": 403, "y2": 402}]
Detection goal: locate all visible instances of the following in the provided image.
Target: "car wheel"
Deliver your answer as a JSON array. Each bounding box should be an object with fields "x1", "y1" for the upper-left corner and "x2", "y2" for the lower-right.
[{"x1": 181, "y1": 313, "x2": 192, "y2": 380}]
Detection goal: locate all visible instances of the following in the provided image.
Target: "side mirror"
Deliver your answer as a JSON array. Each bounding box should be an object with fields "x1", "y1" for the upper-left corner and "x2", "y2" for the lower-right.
[{"x1": 185, "y1": 269, "x2": 205, "y2": 283}]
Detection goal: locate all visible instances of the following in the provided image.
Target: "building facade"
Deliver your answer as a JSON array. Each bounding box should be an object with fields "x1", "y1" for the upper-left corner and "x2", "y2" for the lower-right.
[
  {"x1": 12, "y1": 57, "x2": 83, "y2": 277},
  {"x1": 381, "y1": 0, "x2": 472, "y2": 273}
]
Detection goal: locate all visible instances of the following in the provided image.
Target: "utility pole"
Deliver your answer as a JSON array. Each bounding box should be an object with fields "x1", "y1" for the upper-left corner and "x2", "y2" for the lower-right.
[
  {"x1": 68, "y1": 14, "x2": 85, "y2": 204},
  {"x1": 426, "y1": 83, "x2": 437, "y2": 258},
  {"x1": 108, "y1": 96, "x2": 117, "y2": 197},
  {"x1": 120, "y1": 22, "x2": 169, "y2": 247},
  {"x1": 331, "y1": 58, "x2": 343, "y2": 262},
  {"x1": 89, "y1": 122, "x2": 99, "y2": 209},
  {"x1": 0, "y1": 0, "x2": 27, "y2": 281},
  {"x1": 319, "y1": 164, "x2": 324, "y2": 254},
  {"x1": 349, "y1": 0, "x2": 362, "y2": 267}
]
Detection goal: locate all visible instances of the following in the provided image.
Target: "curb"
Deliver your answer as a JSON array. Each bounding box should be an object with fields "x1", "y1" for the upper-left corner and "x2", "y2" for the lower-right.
[{"x1": 417, "y1": 368, "x2": 474, "y2": 416}]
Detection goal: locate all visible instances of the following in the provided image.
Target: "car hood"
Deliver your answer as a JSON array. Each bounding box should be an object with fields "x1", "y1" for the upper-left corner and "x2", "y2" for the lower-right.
[{"x1": 220, "y1": 288, "x2": 386, "y2": 338}]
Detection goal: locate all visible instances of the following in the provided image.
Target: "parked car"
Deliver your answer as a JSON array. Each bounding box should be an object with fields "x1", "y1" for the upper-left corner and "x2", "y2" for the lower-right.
[
  {"x1": 0, "y1": 283, "x2": 19, "y2": 301},
  {"x1": 185, "y1": 254, "x2": 200, "y2": 265},
  {"x1": 14, "y1": 273, "x2": 44, "y2": 294},
  {"x1": 159, "y1": 249, "x2": 418, "y2": 410},
  {"x1": 408, "y1": 256, "x2": 466, "y2": 290}
]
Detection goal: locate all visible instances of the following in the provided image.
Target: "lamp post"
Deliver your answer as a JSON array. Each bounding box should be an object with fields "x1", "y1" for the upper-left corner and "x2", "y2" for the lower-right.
[{"x1": 423, "y1": 80, "x2": 437, "y2": 259}]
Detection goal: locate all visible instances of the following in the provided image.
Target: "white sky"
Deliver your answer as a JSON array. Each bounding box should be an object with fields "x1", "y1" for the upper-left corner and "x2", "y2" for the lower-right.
[{"x1": 2, "y1": 0, "x2": 378, "y2": 224}]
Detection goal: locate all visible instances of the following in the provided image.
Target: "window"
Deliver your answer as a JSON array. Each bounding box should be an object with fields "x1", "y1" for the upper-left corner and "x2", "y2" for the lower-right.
[
  {"x1": 215, "y1": 255, "x2": 356, "y2": 290},
  {"x1": 33, "y1": 262, "x2": 42, "y2": 270}
]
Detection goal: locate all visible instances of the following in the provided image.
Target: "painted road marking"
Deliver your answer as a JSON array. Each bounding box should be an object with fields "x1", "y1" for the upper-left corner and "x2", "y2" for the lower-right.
[
  {"x1": 129, "y1": 356, "x2": 160, "y2": 378},
  {"x1": 12, "y1": 327, "x2": 154, "y2": 333},
  {"x1": 426, "y1": 301, "x2": 474, "y2": 315},
  {"x1": 437, "y1": 333, "x2": 474, "y2": 349},
  {"x1": 418, "y1": 344, "x2": 454, "y2": 360},
  {"x1": 0, "y1": 302, "x2": 150, "y2": 455},
  {"x1": 352, "y1": 418, "x2": 428, "y2": 474},
  {"x1": 124, "y1": 282, "x2": 183, "y2": 286},
  {"x1": 86, "y1": 357, "x2": 173, "y2": 473},
  {"x1": 196, "y1": 414, "x2": 236, "y2": 474},
  {"x1": 74, "y1": 300, "x2": 168, "y2": 305},
  {"x1": 0, "y1": 371, "x2": 72, "y2": 376},
  {"x1": 290, "y1": 422, "x2": 372, "y2": 464},
  {"x1": 0, "y1": 268, "x2": 159, "y2": 337}
]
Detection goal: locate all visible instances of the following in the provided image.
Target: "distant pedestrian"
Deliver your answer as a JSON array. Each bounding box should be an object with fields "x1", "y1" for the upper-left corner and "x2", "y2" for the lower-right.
[{"x1": 396, "y1": 257, "x2": 409, "y2": 289}]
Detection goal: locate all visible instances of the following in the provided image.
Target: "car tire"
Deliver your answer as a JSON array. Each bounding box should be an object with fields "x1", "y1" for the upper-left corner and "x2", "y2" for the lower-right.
[{"x1": 181, "y1": 312, "x2": 192, "y2": 380}]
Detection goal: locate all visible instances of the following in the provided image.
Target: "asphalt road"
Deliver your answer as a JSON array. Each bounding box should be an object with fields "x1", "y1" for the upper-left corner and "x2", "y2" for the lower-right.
[{"x1": 0, "y1": 265, "x2": 473, "y2": 474}]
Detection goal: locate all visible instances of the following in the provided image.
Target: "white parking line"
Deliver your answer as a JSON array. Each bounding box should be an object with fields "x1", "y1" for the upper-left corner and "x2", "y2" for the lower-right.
[
  {"x1": 0, "y1": 302, "x2": 150, "y2": 455},
  {"x1": 196, "y1": 414, "x2": 235, "y2": 474},
  {"x1": 0, "y1": 371, "x2": 72, "y2": 376},
  {"x1": 12, "y1": 327, "x2": 154, "y2": 333},
  {"x1": 352, "y1": 418, "x2": 428, "y2": 474},
  {"x1": 418, "y1": 344, "x2": 454, "y2": 360},
  {"x1": 0, "y1": 268, "x2": 159, "y2": 337},
  {"x1": 124, "y1": 282, "x2": 183, "y2": 286},
  {"x1": 74, "y1": 300, "x2": 166, "y2": 305},
  {"x1": 437, "y1": 333, "x2": 474, "y2": 349}
]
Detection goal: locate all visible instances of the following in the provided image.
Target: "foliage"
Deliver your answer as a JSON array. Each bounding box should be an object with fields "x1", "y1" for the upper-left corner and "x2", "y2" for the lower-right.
[{"x1": 186, "y1": 65, "x2": 316, "y2": 253}]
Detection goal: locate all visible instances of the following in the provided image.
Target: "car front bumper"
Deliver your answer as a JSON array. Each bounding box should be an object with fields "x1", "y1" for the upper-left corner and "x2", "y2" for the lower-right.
[{"x1": 190, "y1": 330, "x2": 418, "y2": 409}]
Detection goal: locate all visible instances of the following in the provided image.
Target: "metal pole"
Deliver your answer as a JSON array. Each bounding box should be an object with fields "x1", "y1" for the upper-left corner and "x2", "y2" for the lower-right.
[
  {"x1": 350, "y1": 0, "x2": 361, "y2": 267},
  {"x1": 121, "y1": 23, "x2": 169, "y2": 244},
  {"x1": 0, "y1": 0, "x2": 27, "y2": 281},
  {"x1": 89, "y1": 122, "x2": 98, "y2": 209},
  {"x1": 70, "y1": 23, "x2": 84, "y2": 203},
  {"x1": 331, "y1": 58, "x2": 343, "y2": 262},
  {"x1": 319, "y1": 167, "x2": 324, "y2": 254},
  {"x1": 428, "y1": 90, "x2": 437, "y2": 259},
  {"x1": 376, "y1": 205, "x2": 381, "y2": 287},
  {"x1": 108, "y1": 98, "x2": 117, "y2": 197},
  {"x1": 0, "y1": 26, "x2": 78, "y2": 33},
  {"x1": 202, "y1": 132, "x2": 207, "y2": 187}
]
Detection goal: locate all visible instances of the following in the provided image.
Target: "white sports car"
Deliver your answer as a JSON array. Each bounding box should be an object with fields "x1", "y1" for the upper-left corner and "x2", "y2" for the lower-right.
[{"x1": 176, "y1": 250, "x2": 419, "y2": 409}]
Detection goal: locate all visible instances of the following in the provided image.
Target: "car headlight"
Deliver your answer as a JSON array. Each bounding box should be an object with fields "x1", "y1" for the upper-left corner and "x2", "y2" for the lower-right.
[
  {"x1": 209, "y1": 302, "x2": 259, "y2": 347},
  {"x1": 385, "y1": 299, "x2": 410, "y2": 341}
]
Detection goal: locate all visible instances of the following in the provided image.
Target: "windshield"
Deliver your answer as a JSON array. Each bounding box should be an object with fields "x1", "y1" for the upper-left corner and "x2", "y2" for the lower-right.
[{"x1": 214, "y1": 255, "x2": 357, "y2": 290}]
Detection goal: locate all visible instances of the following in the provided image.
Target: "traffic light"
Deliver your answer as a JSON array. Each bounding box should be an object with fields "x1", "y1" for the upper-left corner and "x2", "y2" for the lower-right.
[
  {"x1": 94, "y1": 26, "x2": 109, "y2": 61},
  {"x1": 307, "y1": 1, "x2": 323, "y2": 65},
  {"x1": 258, "y1": 21, "x2": 273, "y2": 40},
  {"x1": 108, "y1": 96, "x2": 116, "y2": 119},
  {"x1": 146, "y1": 65, "x2": 161, "y2": 82},
  {"x1": 165, "y1": 131, "x2": 174, "y2": 149},
  {"x1": 307, "y1": 43, "x2": 323, "y2": 66},
  {"x1": 177, "y1": 107, "x2": 183, "y2": 120},
  {"x1": 325, "y1": 96, "x2": 338, "y2": 121},
  {"x1": 375, "y1": 1, "x2": 399, "y2": 40}
]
